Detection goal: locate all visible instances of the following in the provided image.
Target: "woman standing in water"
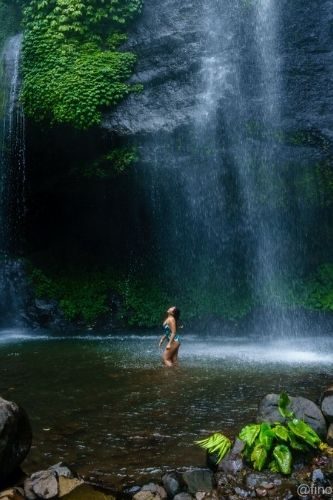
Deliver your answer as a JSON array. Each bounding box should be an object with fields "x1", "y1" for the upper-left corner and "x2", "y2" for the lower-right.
[{"x1": 159, "y1": 306, "x2": 181, "y2": 367}]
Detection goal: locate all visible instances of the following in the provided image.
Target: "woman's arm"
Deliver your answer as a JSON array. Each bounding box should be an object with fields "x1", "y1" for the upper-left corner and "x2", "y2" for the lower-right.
[
  {"x1": 166, "y1": 318, "x2": 176, "y2": 349},
  {"x1": 159, "y1": 334, "x2": 166, "y2": 347}
]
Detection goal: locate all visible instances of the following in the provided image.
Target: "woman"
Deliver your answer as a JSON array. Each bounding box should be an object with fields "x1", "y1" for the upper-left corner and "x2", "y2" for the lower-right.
[{"x1": 159, "y1": 306, "x2": 181, "y2": 367}]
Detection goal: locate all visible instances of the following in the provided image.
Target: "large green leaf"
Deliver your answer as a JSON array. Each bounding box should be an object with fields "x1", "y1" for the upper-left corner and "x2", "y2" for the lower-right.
[
  {"x1": 251, "y1": 444, "x2": 268, "y2": 471},
  {"x1": 259, "y1": 423, "x2": 274, "y2": 451},
  {"x1": 273, "y1": 445, "x2": 292, "y2": 475},
  {"x1": 278, "y1": 392, "x2": 294, "y2": 419},
  {"x1": 239, "y1": 424, "x2": 260, "y2": 447},
  {"x1": 272, "y1": 424, "x2": 289, "y2": 442},
  {"x1": 288, "y1": 432, "x2": 310, "y2": 452},
  {"x1": 287, "y1": 419, "x2": 321, "y2": 448}
]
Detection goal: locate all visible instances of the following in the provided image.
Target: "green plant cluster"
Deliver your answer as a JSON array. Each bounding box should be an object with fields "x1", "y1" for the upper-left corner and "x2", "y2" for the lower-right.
[
  {"x1": 83, "y1": 146, "x2": 138, "y2": 178},
  {"x1": 21, "y1": 0, "x2": 143, "y2": 128},
  {"x1": 196, "y1": 393, "x2": 324, "y2": 476},
  {"x1": 29, "y1": 267, "x2": 110, "y2": 323},
  {"x1": 300, "y1": 264, "x2": 333, "y2": 312}
]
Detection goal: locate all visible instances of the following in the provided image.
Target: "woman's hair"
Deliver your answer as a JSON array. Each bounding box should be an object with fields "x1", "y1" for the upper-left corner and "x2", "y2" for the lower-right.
[{"x1": 171, "y1": 307, "x2": 180, "y2": 321}]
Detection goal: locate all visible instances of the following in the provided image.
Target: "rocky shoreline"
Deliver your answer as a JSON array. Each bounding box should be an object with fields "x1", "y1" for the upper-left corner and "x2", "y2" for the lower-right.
[{"x1": 2, "y1": 388, "x2": 333, "y2": 500}]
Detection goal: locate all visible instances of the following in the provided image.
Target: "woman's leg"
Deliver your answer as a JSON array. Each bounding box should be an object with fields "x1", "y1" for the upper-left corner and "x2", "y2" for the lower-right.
[
  {"x1": 163, "y1": 343, "x2": 179, "y2": 367},
  {"x1": 172, "y1": 343, "x2": 180, "y2": 364}
]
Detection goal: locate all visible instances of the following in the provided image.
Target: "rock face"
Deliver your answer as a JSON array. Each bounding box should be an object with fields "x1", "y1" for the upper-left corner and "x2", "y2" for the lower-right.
[
  {"x1": 257, "y1": 393, "x2": 327, "y2": 438},
  {"x1": 0, "y1": 397, "x2": 32, "y2": 483}
]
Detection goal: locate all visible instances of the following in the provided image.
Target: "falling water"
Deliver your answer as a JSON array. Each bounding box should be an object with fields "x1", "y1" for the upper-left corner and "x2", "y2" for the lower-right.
[
  {"x1": 103, "y1": 0, "x2": 326, "y2": 334},
  {"x1": 0, "y1": 34, "x2": 27, "y2": 327}
]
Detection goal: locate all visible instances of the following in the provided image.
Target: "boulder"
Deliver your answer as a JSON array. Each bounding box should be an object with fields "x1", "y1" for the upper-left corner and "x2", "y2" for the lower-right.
[
  {"x1": 182, "y1": 469, "x2": 214, "y2": 495},
  {"x1": 257, "y1": 394, "x2": 327, "y2": 438},
  {"x1": 0, "y1": 397, "x2": 32, "y2": 483},
  {"x1": 162, "y1": 472, "x2": 183, "y2": 497},
  {"x1": 320, "y1": 386, "x2": 333, "y2": 423}
]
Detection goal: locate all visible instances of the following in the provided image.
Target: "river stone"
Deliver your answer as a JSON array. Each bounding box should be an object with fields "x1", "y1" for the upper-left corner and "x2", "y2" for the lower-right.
[
  {"x1": 133, "y1": 492, "x2": 161, "y2": 500},
  {"x1": 162, "y1": 472, "x2": 183, "y2": 497},
  {"x1": 182, "y1": 469, "x2": 214, "y2": 495},
  {"x1": 0, "y1": 488, "x2": 24, "y2": 500},
  {"x1": 257, "y1": 394, "x2": 327, "y2": 438},
  {"x1": 173, "y1": 494, "x2": 193, "y2": 500},
  {"x1": 320, "y1": 386, "x2": 333, "y2": 423},
  {"x1": 0, "y1": 397, "x2": 32, "y2": 482},
  {"x1": 48, "y1": 463, "x2": 75, "y2": 479},
  {"x1": 28, "y1": 470, "x2": 58, "y2": 499},
  {"x1": 141, "y1": 483, "x2": 167, "y2": 499},
  {"x1": 218, "y1": 438, "x2": 245, "y2": 475}
]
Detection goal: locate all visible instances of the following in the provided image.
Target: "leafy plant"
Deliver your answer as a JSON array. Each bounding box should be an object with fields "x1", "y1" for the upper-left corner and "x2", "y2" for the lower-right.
[
  {"x1": 195, "y1": 433, "x2": 232, "y2": 463},
  {"x1": 195, "y1": 393, "x2": 324, "y2": 475},
  {"x1": 20, "y1": 0, "x2": 143, "y2": 128}
]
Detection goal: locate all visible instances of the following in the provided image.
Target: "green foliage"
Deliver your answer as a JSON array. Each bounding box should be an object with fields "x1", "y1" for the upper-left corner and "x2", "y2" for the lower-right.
[
  {"x1": 196, "y1": 393, "x2": 323, "y2": 476},
  {"x1": 83, "y1": 147, "x2": 138, "y2": 178},
  {"x1": 21, "y1": 0, "x2": 143, "y2": 128},
  {"x1": 195, "y1": 433, "x2": 232, "y2": 464},
  {"x1": 29, "y1": 267, "x2": 109, "y2": 322},
  {"x1": 272, "y1": 445, "x2": 292, "y2": 475},
  {"x1": 299, "y1": 264, "x2": 333, "y2": 312},
  {"x1": 278, "y1": 392, "x2": 295, "y2": 419}
]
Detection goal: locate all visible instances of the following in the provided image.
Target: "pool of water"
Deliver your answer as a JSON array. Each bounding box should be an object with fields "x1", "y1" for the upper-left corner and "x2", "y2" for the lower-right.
[{"x1": 0, "y1": 329, "x2": 332, "y2": 488}]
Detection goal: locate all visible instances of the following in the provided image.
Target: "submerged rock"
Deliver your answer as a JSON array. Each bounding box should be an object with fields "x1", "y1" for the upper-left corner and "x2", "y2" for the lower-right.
[
  {"x1": 257, "y1": 394, "x2": 327, "y2": 438},
  {"x1": 0, "y1": 397, "x2": 32, "y2": 483},
  {"x1": 218, "y1": 439, "x2": 245, "y2": 475}
]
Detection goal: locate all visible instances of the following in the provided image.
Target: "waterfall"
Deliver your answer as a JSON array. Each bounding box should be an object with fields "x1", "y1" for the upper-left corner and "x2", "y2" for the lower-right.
[
  {"x1": 102, "y1": 0, "x2": 326, "y2": 333},
  {"x1": 0, "y1": 34, "x2": 27, "y2": 327}
]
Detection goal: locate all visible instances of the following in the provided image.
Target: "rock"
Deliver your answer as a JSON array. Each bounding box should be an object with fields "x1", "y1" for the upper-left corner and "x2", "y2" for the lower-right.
[
  {"x1": 311, "y1": 468, "x2": 325, "y2": 483},
  {"x1": 234, "y1": 487, "x2": 252, "y2": 498},
  {"x1": 0, "y1": 488, "x2": 24, "y2": 500},
  {"x1": 124, "y1": 486, "x2": 141, "y2": 496},
  {"x1": 133, "y1": 492, "x2": 161, "y2": 500},
  {"x1": 58, "y1": 477, "x2": 84, "y2": 498},
  {"x1": 320, "y1": 386, "x2": 333, "y2": 423},
  {"x1": 0, "y1": 397, "x2": 32, "y2": 483},
  {"x1": 173, "y1": 494, "x2": 193, "y2": 500},
  {"x1": 28, "y1": 470, "x2": 58, "y2": 499},
  {"x1": 245, "y1": 473, "x2": 282, "y2": 490},
  {"x1": 141, "y1": 483, "x2": 167, "y2": 499},
  {"x1": 218, "y1": 439, "x2": 245, "y2": 475},
  {"x1": 60, "y1": 484, "x2": 115, "y2": 499},
  {"x1": 327, "y1": 423, "x2": 333, "y2": 445},
  {"x1": 48, "y1": 463, "x2": 75, "y2": 479},
  {"x1": 257, "y1": 394, "x2": 327, "y2": 438},
  {"x1": 255, "y1": 488, "x2": 267, "y2": 497},
  {"x1": 162, "y1": 472, "x2": 183, "y2": 497},
  {"x1": 182, "y1": 469, "x2": 214, "y2": 495}
]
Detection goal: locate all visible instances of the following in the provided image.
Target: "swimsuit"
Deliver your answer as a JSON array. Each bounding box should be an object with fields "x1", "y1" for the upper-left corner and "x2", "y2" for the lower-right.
[{"x1": 163, "y1": 323, "x2": 181, "y2": 344}]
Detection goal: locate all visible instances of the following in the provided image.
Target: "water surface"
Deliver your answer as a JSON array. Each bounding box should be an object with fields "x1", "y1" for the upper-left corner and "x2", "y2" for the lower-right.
[{"x1": 0, "y1": 330, "x2": 332, "y2": 488}]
